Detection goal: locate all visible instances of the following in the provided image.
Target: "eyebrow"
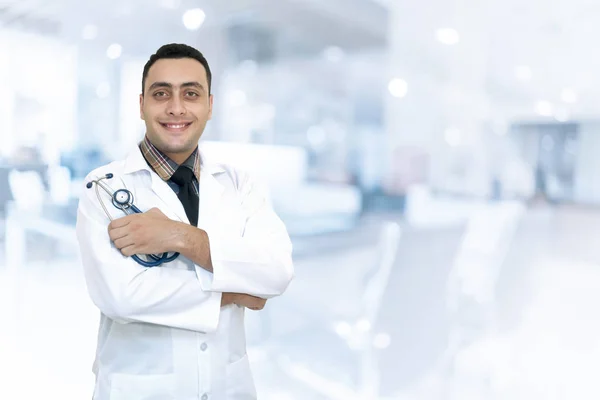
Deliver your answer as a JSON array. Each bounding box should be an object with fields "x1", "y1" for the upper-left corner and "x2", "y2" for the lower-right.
[{"x1": 148, "y1": 81, "x2": 206, "y2": 92}]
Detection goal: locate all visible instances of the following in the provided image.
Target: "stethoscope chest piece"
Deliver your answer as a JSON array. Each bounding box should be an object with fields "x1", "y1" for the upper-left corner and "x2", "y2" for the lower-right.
[
  {"x1": 86, "y1": 173, "x2": 179, "y2": 267},
  {"x1": 113, "y1": 189, "x2": 133, "y2": 208}
]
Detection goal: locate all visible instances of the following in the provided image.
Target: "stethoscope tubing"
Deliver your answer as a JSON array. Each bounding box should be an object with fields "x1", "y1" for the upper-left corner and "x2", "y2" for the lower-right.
[{"x1": 87, "y1": 174, "x2": 180, "y2": 267}]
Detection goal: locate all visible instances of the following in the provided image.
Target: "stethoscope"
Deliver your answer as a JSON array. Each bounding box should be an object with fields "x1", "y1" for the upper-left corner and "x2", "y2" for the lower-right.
[{"x1": 86, "y1": 173, "x2": 179, "y2": 267}]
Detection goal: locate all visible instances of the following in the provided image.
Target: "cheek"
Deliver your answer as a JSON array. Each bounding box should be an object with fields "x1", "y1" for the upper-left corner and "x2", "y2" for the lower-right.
[
  {"x1": 196, "y1": 104, "x2": 212, "y2": 118},
  {"x1": 142, "y1": 106, "x2": 162, "y2": 122}
]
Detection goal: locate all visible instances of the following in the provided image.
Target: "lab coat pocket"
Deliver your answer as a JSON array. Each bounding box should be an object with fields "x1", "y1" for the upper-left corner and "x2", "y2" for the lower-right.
[
  {"x1": 110, "y1": 373, "x2": 175, "y2": 400},
  {"x1": 226, "y1": 354, "x2": 257, "y2": 399}
]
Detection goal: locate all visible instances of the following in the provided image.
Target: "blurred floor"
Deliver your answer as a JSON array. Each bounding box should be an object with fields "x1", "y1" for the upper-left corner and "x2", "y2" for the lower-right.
[{"x1": 1, "y1": 204, "x2": 600, "y2": 399}]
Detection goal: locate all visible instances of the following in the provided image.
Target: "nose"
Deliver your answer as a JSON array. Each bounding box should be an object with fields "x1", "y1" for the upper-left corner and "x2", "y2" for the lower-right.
[{"x1": 166, "y1": 95, "x2": 186, "y2": 116}]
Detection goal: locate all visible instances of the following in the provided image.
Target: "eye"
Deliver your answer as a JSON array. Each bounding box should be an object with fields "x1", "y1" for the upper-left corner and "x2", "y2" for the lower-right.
[
  {"x1": 185, "y1": 91, "x2": 199, "y2": 97},
  {"x1": 153, "y1": 91, "x2": 168, "y2": 98}
]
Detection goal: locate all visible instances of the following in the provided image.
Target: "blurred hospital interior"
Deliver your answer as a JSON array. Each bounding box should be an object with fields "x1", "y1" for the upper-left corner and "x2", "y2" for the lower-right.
[{"x1": 2, "y1": 0, "x2": 600, "y2": 398}]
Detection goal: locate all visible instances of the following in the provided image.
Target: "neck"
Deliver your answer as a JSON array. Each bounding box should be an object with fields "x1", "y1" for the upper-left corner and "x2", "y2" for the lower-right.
[{"x1": 165, "y1": 151, "x2": 193, "y2": 166}]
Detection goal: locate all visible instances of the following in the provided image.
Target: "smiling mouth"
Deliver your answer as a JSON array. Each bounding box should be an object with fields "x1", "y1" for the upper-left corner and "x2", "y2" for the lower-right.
[{"x1": 160, "y1": 122, "x2": 192, "y2": 131}]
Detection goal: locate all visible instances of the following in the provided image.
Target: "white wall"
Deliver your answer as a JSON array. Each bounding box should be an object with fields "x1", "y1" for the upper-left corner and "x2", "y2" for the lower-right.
[
  {"x1": 384, "y1": 1, "x2": 494, "y2": 197},
  {"x1": 0, "y1": 30, "x2": 78, "y2": 163},
  {"x1": 119, "y1": 59, "x2": 146, "y2": 159}
]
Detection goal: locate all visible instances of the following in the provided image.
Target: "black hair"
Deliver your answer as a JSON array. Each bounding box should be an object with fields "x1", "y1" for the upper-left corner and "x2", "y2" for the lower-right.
[{"x1": 142, "y1": 43, "x2": 212, "y2": 95}]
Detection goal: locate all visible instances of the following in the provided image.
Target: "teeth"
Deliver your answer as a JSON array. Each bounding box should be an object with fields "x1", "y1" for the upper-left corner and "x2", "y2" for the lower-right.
[{"x1": 165, "y1": 124, "x2": 187, "y2": 128}]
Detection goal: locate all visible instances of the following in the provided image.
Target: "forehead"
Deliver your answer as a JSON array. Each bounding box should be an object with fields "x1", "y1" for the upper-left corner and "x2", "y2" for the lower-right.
[{"x1": 145, "y1": 58, "x2": 208, "y2": 87}]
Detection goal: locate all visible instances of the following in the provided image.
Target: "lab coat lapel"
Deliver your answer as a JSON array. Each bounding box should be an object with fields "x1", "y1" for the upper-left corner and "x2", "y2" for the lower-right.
[
  {"x1": 149, "y1": 172, "x2": 190, "y2": 224},
  {"x1": 123, "y1": 146, "x2": 189, "y2": 224},
  {"x1": 197, "y1": 169, "x2": 224, "y2": 231}
]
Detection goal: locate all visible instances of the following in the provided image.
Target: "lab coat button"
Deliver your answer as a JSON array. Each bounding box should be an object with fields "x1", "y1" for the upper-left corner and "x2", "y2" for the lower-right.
[
  {"x1": 201, "y1": 394, "x2": 209, "y2": 400},
  {"x1": 200, "y1": 342, "x2": 208, "y2": 351}
]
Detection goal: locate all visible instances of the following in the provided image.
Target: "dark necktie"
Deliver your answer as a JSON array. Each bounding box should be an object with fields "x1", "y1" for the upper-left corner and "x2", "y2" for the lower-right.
[{"x1": 170, "y1": 166, "x2": 199, "y2": 226}]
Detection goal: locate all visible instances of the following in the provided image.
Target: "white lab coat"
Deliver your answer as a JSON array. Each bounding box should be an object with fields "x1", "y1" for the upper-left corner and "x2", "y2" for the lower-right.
[{"x1": 76, "y1": 145, "x2": 294, "y2": 400}]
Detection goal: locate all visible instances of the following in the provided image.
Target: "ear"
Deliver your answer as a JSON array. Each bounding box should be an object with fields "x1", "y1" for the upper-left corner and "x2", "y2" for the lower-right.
[
  {"x1": 208, "y1": 94, "x2": 214, "y2": 120},
  {"x1": 139, "y1": 94, "x2": 144, "y2": 120}
]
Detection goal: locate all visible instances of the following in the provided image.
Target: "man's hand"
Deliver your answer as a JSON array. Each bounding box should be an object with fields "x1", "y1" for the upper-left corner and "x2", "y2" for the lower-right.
[
  {"x1": 221, "y1": 293, "x2": 267, "y2": 310},
  {"x1": 108, "y1": 208, "x2": 184, "y2": 257}
]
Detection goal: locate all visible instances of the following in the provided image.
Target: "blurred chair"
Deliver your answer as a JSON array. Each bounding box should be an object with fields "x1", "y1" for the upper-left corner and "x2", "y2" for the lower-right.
[
  {"x1": 262, "y1": 220, "x2": 401, "y2": 399},
  {"x1": 399, "y1": 201, "x2": 525, "y2": 399},
  {"x1": 445, "y1": 201, "x2": 525, "y2": 332}
]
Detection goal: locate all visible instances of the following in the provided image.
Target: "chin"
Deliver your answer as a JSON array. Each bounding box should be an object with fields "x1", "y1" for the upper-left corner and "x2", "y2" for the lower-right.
[
  {"x1": 148, "y1": 127, "x2": 201, "y2": 151},
  {"x1": 161, "y1": 142, "x2": 193, "y2": 154},
  {"x1": 159, "y1": 137, "x2": 198, "y2": 153}
]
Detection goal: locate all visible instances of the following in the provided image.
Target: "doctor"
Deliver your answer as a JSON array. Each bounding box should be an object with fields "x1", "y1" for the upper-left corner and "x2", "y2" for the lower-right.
[{"x1": 76, "y1": 43, "x2": 294, "y2": 400}]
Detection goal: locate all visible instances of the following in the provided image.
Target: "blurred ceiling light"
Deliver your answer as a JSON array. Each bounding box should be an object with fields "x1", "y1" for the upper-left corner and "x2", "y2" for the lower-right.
[
  {"x1": 388, "y1": 78, "x2": 408, "y2": 98},
  {"x1": 561, "y1": 88, "x2": 577, "y2": 103},
  {"x1": 444, "y1": 127, "x2": 461, "y2": 147},
  {"x1": 373, "y1": 333, "x2": 391, "y2": 349},
  {"x1": 82, "y1": 24, "x2": 98, "y2": 40},
  {"x1": 436, "y1": 28, "x2": 460, "y2": 45},
  {"x1": 96, "y1": 82, "x2": 111, "y2": 98},
  {"x1": 535, "y1": 101, "x2": 553, "y2": 117},
  {"x1": 323, "y1": 46, "x2": 344, "y2": 62},
  {"x1": 183, "y1": 8, "x2": 206, "y2": 30},
  {"x1": 514, "y1": 65, "x2": 532, "y2": 81},
  {"x1": 334, "y1": 321, "x2": 352, "y2": 337},
  {"x1": 106, "y1": 44, "x2": 122, "y2": 60}
]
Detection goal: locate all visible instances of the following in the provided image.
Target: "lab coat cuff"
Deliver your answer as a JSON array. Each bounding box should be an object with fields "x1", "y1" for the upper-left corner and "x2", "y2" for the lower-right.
[
  {"x1": 196, "y1": 263, "x2": 216, "y2": 291},
  {"x1": 201, "y1": 235, "x2": 243, "y2": 292},
  {"x1": 202, "y1": 290, "x2": 222, "y2": 333},
  {"x1": 194, "y1": 266, "x2": 222, "y2": 331},
  {"x1": 200, "y1": 233, "x2": 293, "y2": 296},
  {"x1": 196, "y1": 253, "x2": 235, "y2": 293}
]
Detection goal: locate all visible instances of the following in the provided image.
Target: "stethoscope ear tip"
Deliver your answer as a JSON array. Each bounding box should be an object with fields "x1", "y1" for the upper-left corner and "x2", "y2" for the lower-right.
[
  {"x1": 86, "y1": 182, "x2": 93, "y2": 189},
  {"x1": 106, "y1": 173, "x2": 114, "y2": 179}
]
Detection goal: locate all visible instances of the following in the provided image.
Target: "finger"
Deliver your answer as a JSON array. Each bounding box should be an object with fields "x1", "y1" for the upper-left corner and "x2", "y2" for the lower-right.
[
  {"x1": 108, "y1": 215, "x2": 134, "y2": 230},
  {"x1": 245, "y1": 296, "x2": 267, "y2": 310},
  {"x1": 120, "y1": 245, "x2": 137, "y2": 257},
  {"x1": 248, "y1": 303, "x2": 265, "y2": 311},
  {"x1": 113, "y1": 236, "x2": 135, "y2": 250},
  {"x1": 256, "y1": 299, "x2": 267, "y2": 309},
  {"x1": 108, "y1": 226, "x2": 130, "y2": 241}
]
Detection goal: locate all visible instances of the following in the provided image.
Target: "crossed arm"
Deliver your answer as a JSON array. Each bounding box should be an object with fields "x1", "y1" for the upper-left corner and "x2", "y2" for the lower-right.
[
  {"x1": 76, "y1": 171, "x2": 294, "y2": 333},
  {"x1": 107, "y1": 208, "x2": 267, "y2": 310}
]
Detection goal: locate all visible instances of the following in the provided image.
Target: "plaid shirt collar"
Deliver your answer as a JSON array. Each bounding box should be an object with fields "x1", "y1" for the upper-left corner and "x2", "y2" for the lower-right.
[{"x1": 139, "y1": 135, "x2": 201, "y2": 182}]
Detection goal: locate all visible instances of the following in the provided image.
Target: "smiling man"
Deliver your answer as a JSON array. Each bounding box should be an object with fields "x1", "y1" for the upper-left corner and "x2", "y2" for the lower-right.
[{"x1": 76, "y1": 43, "x2": 294, "y2": 400}]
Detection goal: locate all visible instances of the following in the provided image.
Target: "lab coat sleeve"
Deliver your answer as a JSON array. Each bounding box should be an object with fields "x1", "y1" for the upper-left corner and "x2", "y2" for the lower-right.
[
  {"x1": 199, "y1": 170, "x2": 294, "y2": 298},
  {"x1": 76, "y1": 179, "x2": 222, "y2": 332}
]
